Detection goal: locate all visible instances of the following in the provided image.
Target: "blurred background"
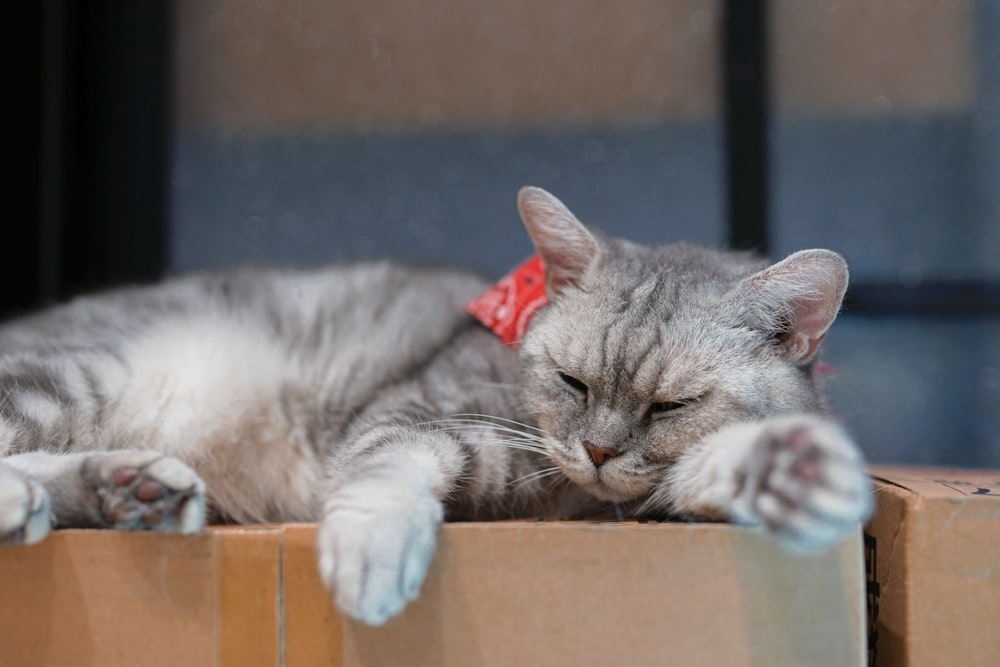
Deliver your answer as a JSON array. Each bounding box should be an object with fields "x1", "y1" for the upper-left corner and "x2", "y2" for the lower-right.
[{"x1": 19, "y1": 0, "x2": 1000, "y2": 467}]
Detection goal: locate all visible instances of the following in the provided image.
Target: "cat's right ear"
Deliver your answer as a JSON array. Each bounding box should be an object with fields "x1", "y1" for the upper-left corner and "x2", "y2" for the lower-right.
[
  {"x1": 517, "y1": 186, "x2": 601, "y2": 296},
  {"x1": 730, "y1": 249, "x2": 849, "y2": 365}
]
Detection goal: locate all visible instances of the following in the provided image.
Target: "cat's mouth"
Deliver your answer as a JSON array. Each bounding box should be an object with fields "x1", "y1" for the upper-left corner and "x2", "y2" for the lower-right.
[
  {"x1": 544, "y1": 438, "x2": 658, "y2": 503},
  {"x1": 567, "y1": 467, "x2": 654, "y2": 504}
]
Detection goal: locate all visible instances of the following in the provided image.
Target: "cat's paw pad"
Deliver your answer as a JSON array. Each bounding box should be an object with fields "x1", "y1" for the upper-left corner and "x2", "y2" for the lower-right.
[
  {"x1": 0, "y1": 467, "x2": 52, "y2": 546},
  {"x1": 317, "y1": 480, "x2": 442, "y2": 625},
  {"x1": 82, "y1": 451, "x2": 205, "y2": 534},
  {"x1": 737, "y1": 416, "x2": 872, "y2": 551}
]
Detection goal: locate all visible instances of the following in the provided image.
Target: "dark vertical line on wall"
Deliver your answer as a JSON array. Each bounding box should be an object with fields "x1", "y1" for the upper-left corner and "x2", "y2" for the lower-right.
[
  {"x1": 722, "y1": 0, "x2": 770, "y2": 255},
  {"x1": 58, "y1": 0, "x2": 174, "y2": 298},
  {"x1": 38, "y1": 0, "x2": 69, "y2": 305},
  {"x1": 6, "y1": 0, "x2": 174, "y2": 319},
  {"x1": 3, "y1": 2, "x2": 46, "y2": 318}
]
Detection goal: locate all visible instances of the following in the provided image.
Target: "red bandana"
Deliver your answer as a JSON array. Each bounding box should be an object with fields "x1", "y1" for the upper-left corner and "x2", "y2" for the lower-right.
[{"x1": 467, "y1": 255, "x2": 548, "y2": 348}]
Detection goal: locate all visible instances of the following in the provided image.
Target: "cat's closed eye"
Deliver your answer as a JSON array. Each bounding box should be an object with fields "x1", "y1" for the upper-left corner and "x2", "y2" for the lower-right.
[
  {"x1": 557, "y1": 371, "x2": 589, "y2": 399},
  {"x1": 646, "y1": 396, "x2": 701, "y2": 420}
]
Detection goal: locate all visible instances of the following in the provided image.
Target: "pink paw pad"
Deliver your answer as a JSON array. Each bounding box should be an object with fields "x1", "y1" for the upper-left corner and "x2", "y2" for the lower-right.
[{"x1": 84, "y1": 454, "x2": 204, "y2": 533}]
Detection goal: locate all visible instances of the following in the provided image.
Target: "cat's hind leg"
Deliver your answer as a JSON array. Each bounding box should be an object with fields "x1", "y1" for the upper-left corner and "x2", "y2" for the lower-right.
[{"x1": 2, "y1": 450, "x2": 206, "y2": 535}]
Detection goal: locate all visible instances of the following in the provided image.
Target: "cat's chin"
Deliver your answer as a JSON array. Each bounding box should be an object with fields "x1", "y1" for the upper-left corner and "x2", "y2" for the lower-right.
[
  {"x1": 553, "y1": 463, "x2": 649, "y2": 503},
  {"x1": 586, "y1": 486, "x2": 630, "y2": 503},
  {"x1": 574, "y1": 477, "x2": 646, "y2": 504}
]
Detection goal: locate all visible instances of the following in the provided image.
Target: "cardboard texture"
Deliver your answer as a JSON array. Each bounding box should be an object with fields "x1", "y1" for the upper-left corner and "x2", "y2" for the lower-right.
[
  {"x1": 865, "y1": 465, "x2": 1000, "y2": 667},
  {"x1": 0, "y1": 520, "x2": 864, "y2": 667},
  {"x1": 340, "y1": 522, "x2": 864, "y2": 667},
  {"x1": 0, "y1": 526, "x2": 282, "y2": 667}
]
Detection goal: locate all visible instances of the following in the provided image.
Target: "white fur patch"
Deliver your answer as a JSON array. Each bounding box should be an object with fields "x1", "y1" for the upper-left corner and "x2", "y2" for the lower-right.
[
  {"x1": 115, "y1": 319, "x2": 278, "y2": 445},
  {"x1": 14, "y1": 391, "x2": 64, "y2": 430},
  {"x1": 112, "y1": 317, "x2": 321, "y2": 522}
]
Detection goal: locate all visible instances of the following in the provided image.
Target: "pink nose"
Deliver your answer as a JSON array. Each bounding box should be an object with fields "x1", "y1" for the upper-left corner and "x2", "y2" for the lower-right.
[{"x1": 583, "y1": 441, "x2": 620, "y2": 467}]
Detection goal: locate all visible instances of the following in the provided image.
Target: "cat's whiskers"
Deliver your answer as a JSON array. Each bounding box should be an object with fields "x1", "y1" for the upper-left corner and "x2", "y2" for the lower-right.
[
  {"x1": 633, "y1": 487, "x2": 668, "y2": 518},
  {"x1": 451, "y1": 436, "x2": 549, "y2": 456},
  {"x1": 510, "y1": 465, "x2": 565, "y2": 489},
  {"x1": 427, "y1": 422, "x2": 544, "y2": 445},
  {"x1": 419, "y1": 415, "x2": 548, "y2": 457},
  {"x1": 449, "y1": 413, "x2": 544, "y2": 433},
  {"x1": 418, "y1": 420, "x2": 548, "y2": 456},
  {"x1": 419, "y1": 416, "x2": 543, "y2": 438},
  {"x1": 462, "y1": 380, "x2": 521, "y2": 390}
]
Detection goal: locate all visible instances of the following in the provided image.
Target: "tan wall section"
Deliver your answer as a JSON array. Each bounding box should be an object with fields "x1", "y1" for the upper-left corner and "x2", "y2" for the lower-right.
[
  {"x1": 175, "y1": 0, "x2": 976, "y2": 133},
  {"x1": 174, "y1": 0, "x2": 721, "y2": 133},
  {"x1": 772, "y1": 0, "x2": 976, "y2": 116}
]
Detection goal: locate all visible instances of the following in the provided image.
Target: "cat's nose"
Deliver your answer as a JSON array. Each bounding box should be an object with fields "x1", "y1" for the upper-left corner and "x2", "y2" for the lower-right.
[{"x1": 582, "y1": 441, "x2": 621, "y2": 468}]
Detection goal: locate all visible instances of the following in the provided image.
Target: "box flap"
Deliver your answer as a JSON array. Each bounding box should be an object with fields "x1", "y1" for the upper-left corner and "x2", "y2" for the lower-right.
[
  {"x1": 865, "y1": 465, "x2": 1000, "y2": 666},
  {"x1": 869, "y1": 464, "x2": 1000, "y2": 499}
]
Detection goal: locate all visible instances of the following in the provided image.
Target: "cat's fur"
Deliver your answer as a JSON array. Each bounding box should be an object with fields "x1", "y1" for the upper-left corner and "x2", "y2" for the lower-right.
[{"x1": 0, "y1": 187, "x2": 871, "y2": 624}]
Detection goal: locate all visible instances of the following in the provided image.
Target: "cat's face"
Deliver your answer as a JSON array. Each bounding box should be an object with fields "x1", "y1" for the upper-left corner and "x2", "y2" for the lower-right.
[
  {"x1": 519, "y1": 252, "x2": 784, "y2": 503},
  {"x1": 516, "y1": 187, "x2": 848, "y2": 503}
]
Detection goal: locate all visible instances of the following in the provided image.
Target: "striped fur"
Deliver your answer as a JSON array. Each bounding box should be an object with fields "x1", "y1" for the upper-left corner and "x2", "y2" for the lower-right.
[{"x1": 0, "y1": 187, "x2": 871, "y2": 624}]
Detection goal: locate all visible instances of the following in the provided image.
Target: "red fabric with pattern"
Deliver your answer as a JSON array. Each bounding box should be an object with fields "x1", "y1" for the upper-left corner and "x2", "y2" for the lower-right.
[{"x1": 466, "y1": 255, "x2": 548, "y2": 348}]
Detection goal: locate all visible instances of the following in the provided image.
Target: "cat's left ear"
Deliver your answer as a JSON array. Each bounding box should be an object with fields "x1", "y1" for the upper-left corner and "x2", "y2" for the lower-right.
[
  {"x1": 518, "y1": 186, "x2": 602, "y2": 296},
  {"x1": 733, "y1": 249, "x2": 849, "y2": 364}
]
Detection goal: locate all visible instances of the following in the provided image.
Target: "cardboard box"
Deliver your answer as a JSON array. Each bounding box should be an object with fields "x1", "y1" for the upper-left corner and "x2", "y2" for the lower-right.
[
  {"x1": 0, "y1": 526, "x2": 283, "y2": 667},
  {"x1": 1, "y1": 521, "x2": 865, "y2": 666},
  {"x1": 337, "y1": 522, "x2": 864, "y2": 667},
  {"x1": 865, "y1": 465, "x2": 1000, "y2": 667}
]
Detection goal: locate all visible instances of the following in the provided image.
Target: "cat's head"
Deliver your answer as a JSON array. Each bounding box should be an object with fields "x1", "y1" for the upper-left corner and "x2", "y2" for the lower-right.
[{"x1": 517, "y1": 186, "x2": 848, "y2": 503}]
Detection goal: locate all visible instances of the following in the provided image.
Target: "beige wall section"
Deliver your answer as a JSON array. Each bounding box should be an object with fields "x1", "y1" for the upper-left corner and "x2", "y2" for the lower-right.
[
  {"x1": 772, "y1": 0, "x2": 976, "y2": 116},
  {"x1": 174, "y1": 0, "x2": 720, "y2": 133},
  {"x1": 175, "y1": 0, "x2": 976, "y2": 132}
]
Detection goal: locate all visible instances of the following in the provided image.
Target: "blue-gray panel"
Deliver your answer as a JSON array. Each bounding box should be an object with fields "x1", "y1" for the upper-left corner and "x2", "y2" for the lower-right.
[
  {"x1": 772, "y1": 3, "x2": 1000, "y2": 283},
  {"x1": 170, "y1": 124, "x2": 724, "y2": 278},
  {"x1": 821, "y1": 315, "x2": 1000, "y2": 467},
  {"x1": 773, "y1": 115, "x2": 999, "y2": 282}
]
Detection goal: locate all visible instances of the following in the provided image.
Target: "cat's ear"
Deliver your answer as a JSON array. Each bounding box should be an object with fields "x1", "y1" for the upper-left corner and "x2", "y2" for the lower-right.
[
  {"x1": 517, "y1": 186, "x2": 602, "y2": 296},
  {"x1": 733, "y1": 249, "x2": 849, "y2": 364}
]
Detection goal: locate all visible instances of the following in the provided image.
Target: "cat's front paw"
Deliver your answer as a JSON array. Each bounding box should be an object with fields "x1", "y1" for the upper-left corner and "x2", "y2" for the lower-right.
[
  {"x1": 317, "y1": 478, "x2": 443, "y2": 625},
  {"x1": 734, "y1": 416, "x2": 872, "y2": 551},
  {"x1": 0, "y1": 466, "x2": 52, "y2": 546},
  {"x1": 82, "y1": 450, "x2": 206, "y2": 533}
]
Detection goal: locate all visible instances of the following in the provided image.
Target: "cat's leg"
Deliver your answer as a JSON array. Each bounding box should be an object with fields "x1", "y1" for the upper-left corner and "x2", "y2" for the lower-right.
[
  {"x1": 0, "y1": 355, "x2": 207, "y2": 541},
  {"x1": 2, "y1": 450, "x2": 204, "y2": 536},
  {"x1": 651, "y1": 414, "x2": 872, "y2": 551},
  {"x1": 317, "y1": 417, "x2": 466, "y2": 625}
]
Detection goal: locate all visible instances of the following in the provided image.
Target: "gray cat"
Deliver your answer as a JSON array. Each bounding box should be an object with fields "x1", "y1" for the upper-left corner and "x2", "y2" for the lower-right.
[{"x1": 0, "y1": 186, "x2": 871, "y2": 625}]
